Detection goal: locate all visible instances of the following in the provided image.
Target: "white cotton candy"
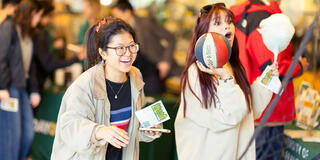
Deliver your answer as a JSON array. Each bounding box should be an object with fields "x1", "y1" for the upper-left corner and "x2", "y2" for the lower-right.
[{"x1": 258, "y1": 13, "x2": 295, "y2": 61}]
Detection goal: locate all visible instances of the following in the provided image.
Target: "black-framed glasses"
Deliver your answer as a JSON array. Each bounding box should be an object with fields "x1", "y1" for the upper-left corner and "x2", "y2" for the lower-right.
[
  {"x1": 198, "y1": 3, "x2": 226, "y2": 19},
  {"x1": 106, "y1": 43, "x2": 139, "y2": 56}
]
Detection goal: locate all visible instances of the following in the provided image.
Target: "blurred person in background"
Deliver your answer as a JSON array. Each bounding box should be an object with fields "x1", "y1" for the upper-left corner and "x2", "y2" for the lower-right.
[
  {"x1": 230, "y1": 0, "x2": 309, "y2": 159},
  {"x1": 76, "y1": 0, "x2": 101, "y2": 66},
  {"x1": 111, "y1": 0, "x2": 176, "y2": 96},
  {"x1": 0, "y1": 0, "x2": 20, "y2": 22},
  {"x1": 34, "y1": 0, "x2": 85, "y2": 92},
  {"x1": 77, "y1": 0, "x2": 101, "y2": 45},
  {"x1": 0, "y1": 0, "x2": 43, "y2": 159}
]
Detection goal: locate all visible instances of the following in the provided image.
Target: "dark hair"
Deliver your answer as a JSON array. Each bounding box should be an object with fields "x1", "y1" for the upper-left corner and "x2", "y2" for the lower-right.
[
  {"x1": 14, "y1": 0, "x2": 41, "y2": 38},
  {"x1": 85, "y1": 17, "x2": 136, "y2": 69},
  {"x1": 38, "y1": 0, "x2": 54, "y2": 16},
  {"x1": 180, "y1": 4, "x2": 252, "y2": 117},
  {"x1": 2, "y1": 0, "x2": 20, "y2": 8},
  {"x1": 112, "y1": 0, "x2": 133, "y2": 12}
]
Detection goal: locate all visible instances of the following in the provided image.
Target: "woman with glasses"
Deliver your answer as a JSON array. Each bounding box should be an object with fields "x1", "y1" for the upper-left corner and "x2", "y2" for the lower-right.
[
  {"x1": 174, "y1": 3, "x2": 277, "y2": 159},
  {"x1": 51, "y1": 17, "x2": 161, "y2": 160}
]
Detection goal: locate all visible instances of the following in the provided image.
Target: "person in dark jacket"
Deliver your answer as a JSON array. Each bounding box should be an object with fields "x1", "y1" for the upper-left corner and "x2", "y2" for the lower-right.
[
  {"x1": 0, "y1": 0, "x2": 19, "y2": 22},
  {"x1": 34, "y1": 1, "x2": 85, "y2": 91},
  {"x1": 0, "y1": 0, "x2": 43, "y2": 159},
  {"x1": 111, "y1": 1, "x2": 176, "y2": 96}
]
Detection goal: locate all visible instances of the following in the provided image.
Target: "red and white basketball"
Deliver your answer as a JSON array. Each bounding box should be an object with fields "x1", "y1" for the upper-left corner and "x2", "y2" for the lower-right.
[{"x1": 195, "y1": 32, "x2": 231, "y2": 68}]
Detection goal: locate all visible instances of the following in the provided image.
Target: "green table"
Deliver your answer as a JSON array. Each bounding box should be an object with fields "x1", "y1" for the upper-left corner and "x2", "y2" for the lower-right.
[
  {"x1": 30, "y1": 91, "x2": 63, "y2": 160},
  {"x1": 283, "y1": 135, "x2": 320, "y2": 159},
  {"x1": 283, "y1": 125, "x2": 320, "y2": 160},
  {"x1": 29, "y1": 91, "x2": 179, "y2": 160}
]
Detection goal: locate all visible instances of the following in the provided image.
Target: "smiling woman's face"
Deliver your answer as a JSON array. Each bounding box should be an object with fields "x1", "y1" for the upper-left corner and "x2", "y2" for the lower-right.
[
  {"x1": 99, "y1": 31, "x2": 137, "y2": 74},
  {"x1": 208, "y1": 10, "x2": 235, "y2": 47}
]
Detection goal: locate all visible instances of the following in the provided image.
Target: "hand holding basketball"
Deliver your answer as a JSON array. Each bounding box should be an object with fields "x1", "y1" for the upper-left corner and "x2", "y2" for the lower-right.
[{"x1": 196, "y1": 61, "x2": 230, "y2": 79}]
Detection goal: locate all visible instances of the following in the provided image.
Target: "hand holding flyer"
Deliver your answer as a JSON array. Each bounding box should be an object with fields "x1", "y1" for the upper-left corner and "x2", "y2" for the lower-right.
[
  {"x1": 258, "y1": 65, "x2": 282, "y2": 94},
  {"x1": 0, "y1": 98, "x2": 19, "y2": 112},
  {"x1": 135, "y1": 100, "x2": 170, "y2": 128}
]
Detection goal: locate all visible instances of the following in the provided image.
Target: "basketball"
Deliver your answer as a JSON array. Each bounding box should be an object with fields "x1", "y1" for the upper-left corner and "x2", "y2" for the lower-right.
[{"x1": 195, "y1": 32, "x2": 231, "y2": 68}]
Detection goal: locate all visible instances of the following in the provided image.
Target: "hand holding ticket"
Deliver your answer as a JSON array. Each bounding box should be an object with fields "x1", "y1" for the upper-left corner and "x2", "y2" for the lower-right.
[
  {"x1": 135, "y1": 100, "x2": 170, "y2": 128},
  {"x1": 258, "y1": 65, "x2": 282, "y2": 94}
]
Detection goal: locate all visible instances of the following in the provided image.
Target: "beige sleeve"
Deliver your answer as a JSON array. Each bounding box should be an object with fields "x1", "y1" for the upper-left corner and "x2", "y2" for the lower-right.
[
  {"x1": 57, "y1": 84, "x2": 105, "y2": 154},
  {"x1": 250, "y1": 80, "x2": 273, "y2": 119}
]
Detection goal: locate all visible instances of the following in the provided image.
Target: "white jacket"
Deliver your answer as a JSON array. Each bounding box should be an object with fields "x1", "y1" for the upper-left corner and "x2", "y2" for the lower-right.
[{"x1": 175, "y1": 64, "x2": 272, "y2": 160}]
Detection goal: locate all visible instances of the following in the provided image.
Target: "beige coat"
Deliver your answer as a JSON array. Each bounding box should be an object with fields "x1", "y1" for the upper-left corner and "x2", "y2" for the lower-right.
[
  {"x1": 175, "y1": 64, "x2": 273, "y2": 160},
  {"x1": 51, "y1": 63, "x2": 155, "y2": 160}
]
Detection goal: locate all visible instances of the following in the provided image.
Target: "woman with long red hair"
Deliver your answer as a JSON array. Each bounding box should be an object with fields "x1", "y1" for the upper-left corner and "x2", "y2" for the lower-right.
[{"x1": 174, "y1": 3, "x2": 277, "y2": 159}]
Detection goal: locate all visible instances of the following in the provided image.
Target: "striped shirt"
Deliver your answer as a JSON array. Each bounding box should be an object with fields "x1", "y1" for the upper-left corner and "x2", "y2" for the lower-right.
[
  {"x1": 110, "y1": 106, "x2": 131, "y2": 130},
  {"x1": 106, "y1": 78, "x2": 131, "y2": 160}
]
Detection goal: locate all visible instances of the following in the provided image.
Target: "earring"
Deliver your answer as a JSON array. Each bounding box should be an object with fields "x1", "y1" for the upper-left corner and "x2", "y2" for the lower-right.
[
  {"x1": 100, "y1": 56, "x2": 105, "y2": 64},
  {"x1": 103, "y1": 59, "x2": 106, "y2": 64}
]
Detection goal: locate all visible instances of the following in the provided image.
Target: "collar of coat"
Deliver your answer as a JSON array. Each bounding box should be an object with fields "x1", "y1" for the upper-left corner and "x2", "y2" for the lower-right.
[{"x1": 93, "y1": 62, "x2": 144, "y2": 99}]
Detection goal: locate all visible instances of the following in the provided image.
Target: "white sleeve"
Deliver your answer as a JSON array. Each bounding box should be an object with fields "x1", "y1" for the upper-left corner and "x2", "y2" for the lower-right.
[
  {"x1": 250, "y1": 80, "x2": 273, "y2": 119},
  {"x1": 210, "y1": 78, "x2": 248, "y2": 131},
  {"x1": 184, "y1": 65, "x2": 248, "y2": 132}
]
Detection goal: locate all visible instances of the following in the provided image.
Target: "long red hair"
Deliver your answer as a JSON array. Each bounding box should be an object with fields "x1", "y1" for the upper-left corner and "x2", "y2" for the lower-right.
[{"x1": 180, "y1": 4, "x2": 252, "y2": 117}]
